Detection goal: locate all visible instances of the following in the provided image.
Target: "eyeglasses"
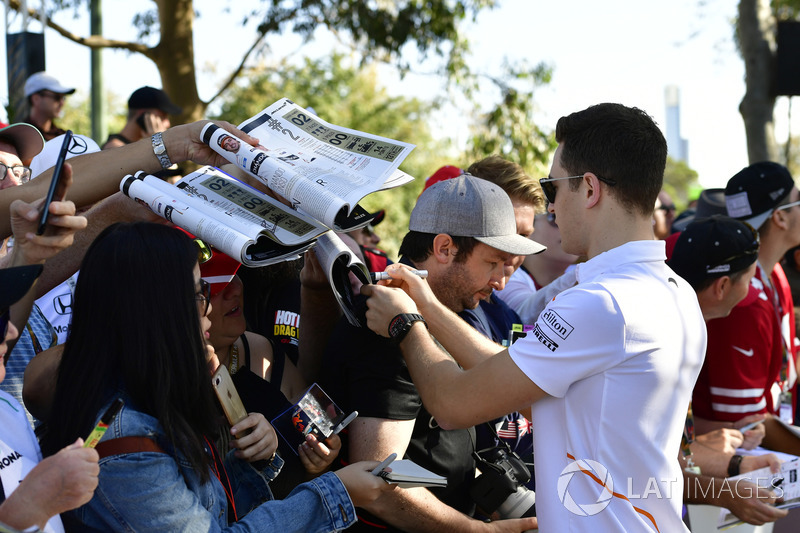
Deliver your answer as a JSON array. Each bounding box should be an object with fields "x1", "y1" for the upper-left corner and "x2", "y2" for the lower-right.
[
  {"x1": 38, "y1": 91, "x2": 66, "y2": 102},
  {"x1": 776, "y1": 199, "x2": 800, "y2": 212},
  {"x1": 195, "y1": 279, "x2": 211, "y2": 316},
  {"x1": 194, "y1": 238, "x2": 213, "y2": 264},
  {"x1": 539, "y1": 173, "x2": 617, "y2": 204},
  {"x1": 657, "y1": 204, "x2": 676, "y2": 213},
  {"x1": 0, "y1": 163, "x2": 32, "y2": 184},
  {"x1": 1, "y1": 307, "x2": 10, "y2": 367}
]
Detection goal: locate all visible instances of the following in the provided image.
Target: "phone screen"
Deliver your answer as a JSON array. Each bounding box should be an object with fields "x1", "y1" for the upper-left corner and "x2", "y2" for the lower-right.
[{"x1": 36, "y1": 130, "x2": 74, "y2": 235}]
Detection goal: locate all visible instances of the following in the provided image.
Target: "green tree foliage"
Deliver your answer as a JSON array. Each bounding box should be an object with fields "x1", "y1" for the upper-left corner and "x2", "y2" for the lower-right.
[
  {"x1": 214, "y1": 54, "x2": 450, "y2": 257},
  {"x1": 662, "y1": 156, "x2": 700, "y2": 211},
  {"x1": 10, "y1": 0, "x2": 498, "y2": 124},
  {"x1": 465, "y1": 61, "x2": 556, "y2": 179}
]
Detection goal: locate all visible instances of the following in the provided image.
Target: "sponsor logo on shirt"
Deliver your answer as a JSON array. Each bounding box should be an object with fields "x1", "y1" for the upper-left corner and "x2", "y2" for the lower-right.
[
  {"x1": 0, "y1": 450, "x2": 22, "y2": 469},
  {"x1": 533, "y1": 324, "x2": 559, "y2": 352},
  {"x1": 273, "y1": 309, "x2": 300, "y2": 339},
  {"x1": 541, "y1": 309, "x2": 573, "y2": 340},
  {"x1": 732, "y1": 345, "x2": 755, "y2": 357}
]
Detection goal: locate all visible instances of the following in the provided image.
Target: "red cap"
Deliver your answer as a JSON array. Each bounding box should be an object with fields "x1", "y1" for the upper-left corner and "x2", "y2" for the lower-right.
[
  {"x1": 200, "y1": 249, "x2": 241, "y2": 296},
  {"x1": 174, "y1": 227, "x2": 241, "y2": 296},
  {"x1": 423, "y1": 165, "x2": 462, "y2": 192}
]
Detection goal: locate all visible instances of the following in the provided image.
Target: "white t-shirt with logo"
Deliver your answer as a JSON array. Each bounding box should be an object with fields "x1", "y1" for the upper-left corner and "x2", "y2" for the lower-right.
[
  {"x1": 509, "y1": 240, "x2": 705, "y2": 532},
  {"x1": 35, "y1": 272, "x2": 78, "y2": 345},
  {"x1": 0, "y1": 390, "x2": 65, "y2": 533}
]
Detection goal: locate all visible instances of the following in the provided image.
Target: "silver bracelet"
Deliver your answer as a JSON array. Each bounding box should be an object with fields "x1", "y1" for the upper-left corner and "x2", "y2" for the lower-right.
[{"x1": 151, "y1": 132, "x2": 172, "y2": 169}]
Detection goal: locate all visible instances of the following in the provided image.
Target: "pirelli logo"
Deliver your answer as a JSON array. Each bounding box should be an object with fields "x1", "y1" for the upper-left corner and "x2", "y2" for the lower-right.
[
  {"x1": 533, "y1": 324, "x2": 559, "y2": 352},
  {"x1": 540, "y1": 309, "x2": 573, "y2": 340}
]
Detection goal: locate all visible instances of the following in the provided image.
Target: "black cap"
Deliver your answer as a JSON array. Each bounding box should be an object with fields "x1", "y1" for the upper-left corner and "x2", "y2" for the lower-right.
[
  {"x1": 0, "y1": 265, "x2": 43, "y2": 310},
  {"x1": 667, "y1": 215, "x2": 759, "y2": 290},
  {"x1": 725, "y1": 161, "x2": 794, "y2": 230},
  {"x1": 128, "y1": 86, "x2": 182, "y2": 115}
]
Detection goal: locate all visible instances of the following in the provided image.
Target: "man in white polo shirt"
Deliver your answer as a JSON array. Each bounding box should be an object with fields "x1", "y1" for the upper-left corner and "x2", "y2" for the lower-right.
[{"x1": 361, "y1": 103, "x2": 706, "y2": 532}]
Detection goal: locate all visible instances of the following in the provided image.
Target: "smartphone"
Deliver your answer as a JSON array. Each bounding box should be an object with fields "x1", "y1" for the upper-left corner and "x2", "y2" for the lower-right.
[
  {"x1": 36, "y1": 130, "x2": 73, "y2": 235},
  {"x1": 136, "y1": 112, "x2": 149, "y2": 133},
  {"x1": 211, "y1": 365, "x2": 252, "y2": 438}
]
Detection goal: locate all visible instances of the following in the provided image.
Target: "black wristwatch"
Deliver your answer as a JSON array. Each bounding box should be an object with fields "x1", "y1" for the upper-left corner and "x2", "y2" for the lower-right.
[{"x1": 388, "y1": 313, "x2": 427, "y2": 344}]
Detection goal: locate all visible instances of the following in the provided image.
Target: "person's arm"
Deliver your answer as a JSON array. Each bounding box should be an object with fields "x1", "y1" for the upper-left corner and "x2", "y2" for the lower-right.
[
  {"x1": 22, "y1": 344, "x2": 63, "y2": 420},
  {"x1": 0, "y1": 439, "x2": 98, "y2": 531},
  {"x1": 0, "y1": 120, "x2": 260, "y2": 238},
  {"x1": 683, "y1": 472, "x2": 787, "y2": 525},
  {"x1": 366, "y1": 265, "x2": 503, "y2": 369},
  {"x1": 362, "y1": 282, "x2": 546, "y2": 430},
  {"x1": 297, "y1": 248, "x2": 342, "y2": 384},
  {"x1": 34, "y1": 192, "x2": 164, "y2": 299},
  {"x1": 349, "y1": 418, "x2": 537, "y2": 533}
]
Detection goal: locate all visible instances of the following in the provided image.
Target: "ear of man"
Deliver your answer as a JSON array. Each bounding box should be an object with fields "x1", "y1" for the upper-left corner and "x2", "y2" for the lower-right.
[{"x1": 432, "y1": 233, "x2": 458, "y2": 265}]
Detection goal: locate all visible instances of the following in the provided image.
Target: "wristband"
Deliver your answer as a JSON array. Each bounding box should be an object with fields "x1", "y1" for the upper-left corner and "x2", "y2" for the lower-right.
[
  {"x1": 727, "y1": 454, "x2": 743, "y2": 477},
  {"x1": 151, "y1": 132, "x2": 172, "y2": 169}
]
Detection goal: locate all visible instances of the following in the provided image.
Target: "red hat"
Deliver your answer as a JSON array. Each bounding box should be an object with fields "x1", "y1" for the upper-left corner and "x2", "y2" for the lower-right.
[
  {"x1": 174, "y1": 227, "x2": 241, "y2": 296},
  {"x1": 200, "y1": 248, "x2": 241, "y2": 296},
  {"x1": 423, "y1": 165, "x2": 463, "y2": 192}
]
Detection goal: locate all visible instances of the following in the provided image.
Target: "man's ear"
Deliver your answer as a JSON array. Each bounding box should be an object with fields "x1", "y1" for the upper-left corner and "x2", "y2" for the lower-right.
[
  {"x1": 772, "y1": 208, "x2": 791, "y2": 231},
  {"x1": 584, "y1": 173, "x2": 601, "y2": 209},
  {"x1": 432, "y1": 234, "x2": 457, "y2": 264},
  {"x1": 712, "y1": 276, "x2": 731, "y2": 301}
]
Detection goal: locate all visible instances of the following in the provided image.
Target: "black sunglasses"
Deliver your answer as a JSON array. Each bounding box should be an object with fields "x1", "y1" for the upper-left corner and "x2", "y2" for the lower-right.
[{"x1": 539, "y1": 173, "x2": 617, "y2": 204}]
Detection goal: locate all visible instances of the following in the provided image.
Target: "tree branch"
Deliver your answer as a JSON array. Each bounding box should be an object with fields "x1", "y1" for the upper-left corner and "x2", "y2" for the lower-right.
[
  {"x1": 8, "y1": 0, "x2": 152, "y2": 56},
  {"x1": 205, "y1": 30, "x2": 267, "y2": 106}
]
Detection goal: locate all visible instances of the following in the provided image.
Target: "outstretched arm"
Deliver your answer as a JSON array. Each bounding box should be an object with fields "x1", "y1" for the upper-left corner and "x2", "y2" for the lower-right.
[
  {"x1": 0, "y1": 120, "x2": 259, "y2": 238},
  {"x1": 362, "y1": 283, "x2": 546, "y2": 430}
]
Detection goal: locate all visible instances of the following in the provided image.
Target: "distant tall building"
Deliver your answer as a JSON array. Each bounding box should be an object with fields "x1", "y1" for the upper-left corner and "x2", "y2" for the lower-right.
[{"x1": 665, "y1": 86, "x2": 688, "y2": 163}]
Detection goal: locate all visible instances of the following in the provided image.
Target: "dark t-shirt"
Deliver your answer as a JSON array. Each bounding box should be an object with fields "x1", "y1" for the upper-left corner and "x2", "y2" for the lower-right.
[
  {"x1": 321, "y1": 303, "x2": 477, "y2": 531},
  {"x1": 460, "y1": 294, "x2": 535, "y2": 491}
]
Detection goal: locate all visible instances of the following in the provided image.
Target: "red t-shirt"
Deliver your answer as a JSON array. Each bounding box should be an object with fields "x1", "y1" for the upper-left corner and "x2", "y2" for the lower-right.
[{"x1": 693, "y1": 263, "x2": 797, "y2": 422}]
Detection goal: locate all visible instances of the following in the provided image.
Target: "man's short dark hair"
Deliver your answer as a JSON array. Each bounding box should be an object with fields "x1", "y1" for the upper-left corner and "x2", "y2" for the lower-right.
[
  {"x1": 556, "y1": 103, "x2": 666, "y2": 216},
  {"x1": 398, "y1": 231, "x2": 479, "y2": 264}
]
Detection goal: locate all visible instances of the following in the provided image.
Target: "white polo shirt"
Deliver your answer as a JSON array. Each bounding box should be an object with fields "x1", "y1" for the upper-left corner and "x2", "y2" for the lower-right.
[{"x1": 509, "y1": 240, "x2": 705, "y2": 532}]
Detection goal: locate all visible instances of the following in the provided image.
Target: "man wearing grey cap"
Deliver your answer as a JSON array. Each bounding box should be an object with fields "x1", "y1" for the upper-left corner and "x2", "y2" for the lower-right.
[
  {"x1": 362, "y1": 103, "x2": 706, "y2": 532},
  {"x1": 694, "y1": 161, "x2": 800, "y2": 451},
  {"x1": 319, "y1": 175, "x2": 541, "y2": 532},
  {"x1": 21, "y1": 72, "x2": 76, "y2": 142}
]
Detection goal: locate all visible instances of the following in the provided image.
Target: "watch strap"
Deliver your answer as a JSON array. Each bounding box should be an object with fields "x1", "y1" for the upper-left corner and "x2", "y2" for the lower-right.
[
  {"x1": 388, "y1": 313, "x2": 427, "y2": 344},
  {"x1": 151, "y1": 132, "x2": 172, "y2": 169}
]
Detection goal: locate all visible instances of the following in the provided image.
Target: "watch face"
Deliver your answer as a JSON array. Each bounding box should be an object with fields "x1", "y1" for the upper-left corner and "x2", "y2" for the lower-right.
[{"x1": 389, "y1": 315, "x2": 406, "y2": 339}]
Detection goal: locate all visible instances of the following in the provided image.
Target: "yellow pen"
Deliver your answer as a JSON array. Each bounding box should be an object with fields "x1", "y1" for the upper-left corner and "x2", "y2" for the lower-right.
[{"x1": 84, "y1": 398, "x2": 124, "y2": 448}]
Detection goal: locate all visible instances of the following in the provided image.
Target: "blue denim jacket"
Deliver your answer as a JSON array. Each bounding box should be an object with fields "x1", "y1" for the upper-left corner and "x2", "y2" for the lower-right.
[{"x1": 68, "y1": 397, "x2": 357, "y2": 532}]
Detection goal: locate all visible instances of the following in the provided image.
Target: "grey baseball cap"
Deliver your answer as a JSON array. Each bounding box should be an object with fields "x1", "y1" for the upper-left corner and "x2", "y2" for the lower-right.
[{"x1": 410, "y1": 174, "x2": 545, "y2": 256}]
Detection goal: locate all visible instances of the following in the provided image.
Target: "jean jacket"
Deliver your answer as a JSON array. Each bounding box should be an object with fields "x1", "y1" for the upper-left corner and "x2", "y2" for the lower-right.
[{"x1": 67, "y1": 396, "x2": 357, "y2": 532}]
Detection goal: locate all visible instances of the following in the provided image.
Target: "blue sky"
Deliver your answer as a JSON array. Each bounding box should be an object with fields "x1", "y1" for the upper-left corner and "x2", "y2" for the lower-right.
[{"x1": 1, "y1": 0, "x2": 770, "y2": 189}]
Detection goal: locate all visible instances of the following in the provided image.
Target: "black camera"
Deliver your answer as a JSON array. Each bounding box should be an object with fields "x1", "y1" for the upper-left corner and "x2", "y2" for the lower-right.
[{"x1": 470, "y1": 447, "x2": 536, "y2": 519}]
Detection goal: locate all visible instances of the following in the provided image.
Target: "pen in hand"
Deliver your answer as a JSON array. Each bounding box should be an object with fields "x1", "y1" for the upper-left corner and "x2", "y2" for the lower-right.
[
  {"x1": 370, "y1": 270, "x2": 428, "y2": 283},
  {"x1": 84, "y1": 398, "x2": 124, "y2": 448}
]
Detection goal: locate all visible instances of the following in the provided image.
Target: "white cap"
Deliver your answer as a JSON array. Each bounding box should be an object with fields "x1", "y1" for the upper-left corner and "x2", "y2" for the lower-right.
[
  {"x1": 30, "y1": 133, "x2": 100, "y2": 179},
  {"x1": 24, "y1": 71, "x2": 76, "y2": 97}
]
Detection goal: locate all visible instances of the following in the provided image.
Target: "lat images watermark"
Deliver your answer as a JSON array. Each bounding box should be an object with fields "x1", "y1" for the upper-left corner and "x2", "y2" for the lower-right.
[{"x1": 557, "y1": 459, "x2": 614, "y2": 516}]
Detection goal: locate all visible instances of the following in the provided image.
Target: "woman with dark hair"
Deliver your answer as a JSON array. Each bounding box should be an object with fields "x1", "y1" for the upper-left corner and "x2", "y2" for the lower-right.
[{"x1": 41, "y1": 222, "x2": 391, "y2": 532}]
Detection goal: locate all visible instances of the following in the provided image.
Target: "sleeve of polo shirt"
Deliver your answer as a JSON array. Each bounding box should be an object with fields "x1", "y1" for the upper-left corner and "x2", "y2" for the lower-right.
[{"x1": 508, "y1": 284, "x2": 625, "y2": 398}]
